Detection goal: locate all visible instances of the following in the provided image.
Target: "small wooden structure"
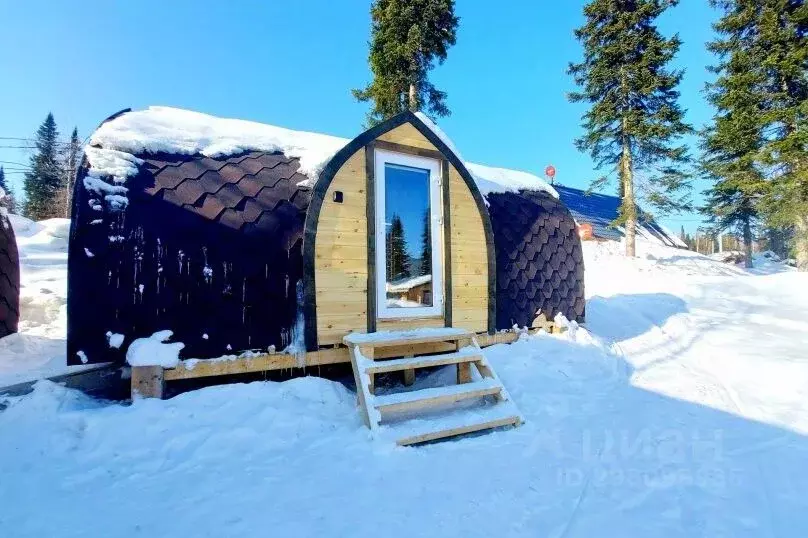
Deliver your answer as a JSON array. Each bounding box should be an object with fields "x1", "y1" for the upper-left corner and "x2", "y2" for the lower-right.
[{"x1": 68, "y1": 107, "x2": 583, "y2": 440}]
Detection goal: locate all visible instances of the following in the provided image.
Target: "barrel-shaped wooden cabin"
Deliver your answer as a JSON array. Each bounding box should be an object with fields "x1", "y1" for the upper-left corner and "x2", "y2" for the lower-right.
[{"x1": 68, "y1": 107, "x2": 584, "y2": 367}]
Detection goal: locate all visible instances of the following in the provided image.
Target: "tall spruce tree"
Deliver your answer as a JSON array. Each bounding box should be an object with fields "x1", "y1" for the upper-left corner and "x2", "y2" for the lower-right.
[
  {"x1": 754, "y1": 1, "x2": 808, "y2": 271},
  {"x1": 353, "y1": 0, "x2": 459, "y2": 125},
  {"x1": 701, "y1": 0, "x2": 768, "y2": 269},
  {"x1": 419, "y1": 209, "x2": 431, "y2": 276},
  {"x1": 386, "y1": 214, "x2": 411, "y2": 280},
  {"x1": 23, "y1": 113, "x2": 63, "y2": 220},
  {"x1": 61, "y1": 127, "x2": 81, "y2": 218},
  {"x1": 0, "y1": 166, "x2": 15, "y2": 213},
  {"x1": 568, "y1": 0, "x2": 693, "y2": 257}
]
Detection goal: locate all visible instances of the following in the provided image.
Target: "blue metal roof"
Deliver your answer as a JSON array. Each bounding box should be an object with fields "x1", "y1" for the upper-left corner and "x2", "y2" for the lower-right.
[{"x1": 554, "y1": 185, "x2": 681, "y2": 247}]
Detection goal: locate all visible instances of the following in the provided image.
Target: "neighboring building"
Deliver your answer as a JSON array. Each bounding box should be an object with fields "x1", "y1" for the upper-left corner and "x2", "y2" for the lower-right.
[
  {"x1": 0, "y1": 209, "x2": 19, "y2": 338},
  {"x1": 554, "y1": 185, "x2": 685, "y2": 248}
]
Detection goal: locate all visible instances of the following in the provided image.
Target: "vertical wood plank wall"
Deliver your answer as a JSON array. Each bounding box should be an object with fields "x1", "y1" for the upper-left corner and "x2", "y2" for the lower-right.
[
  {"x1": 314, "y1": 123, "x2": 489, "y2": 346},
  {"x1": 448, "y1": 166, "x2": 489, "y2": 331},
  {"x1": 315, "y1": 149, "x2": 368, "y2": 345}
]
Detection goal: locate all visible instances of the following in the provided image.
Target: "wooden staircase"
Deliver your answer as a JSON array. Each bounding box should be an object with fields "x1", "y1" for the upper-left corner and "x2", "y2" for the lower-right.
[{"x1": 343, "y1": 328, "x2": 523, "y2": 446}]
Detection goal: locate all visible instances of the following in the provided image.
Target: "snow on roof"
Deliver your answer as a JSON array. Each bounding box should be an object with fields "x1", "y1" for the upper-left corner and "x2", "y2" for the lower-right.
[
  {"x1": 88, "y1": 106, "x2": 558, "y2": 198},
  {"x1": 90, "y1": 106, "x2": 348, "y2": 182},
  {"x1": 467, "y1": 162, "x2": 558, "y2": 199},
  {"x1": 386, "y1": 274, "x2": 432, "y2": 293}
]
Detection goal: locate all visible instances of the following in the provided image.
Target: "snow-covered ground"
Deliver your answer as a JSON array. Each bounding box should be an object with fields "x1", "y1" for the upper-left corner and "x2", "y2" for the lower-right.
[
  {"x1": 2, "y1": 236, "x2": 808, "y2": 537},
  {"x1": 0, "y1": 216, "x2": 90, "y2": 387}
]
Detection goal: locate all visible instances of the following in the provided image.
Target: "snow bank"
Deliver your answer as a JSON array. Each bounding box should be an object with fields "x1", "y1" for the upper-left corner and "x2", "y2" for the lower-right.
[
  {"x1": 125, "y1": 330, "x2": 185, "y2": 368},
  {"x1": 88, "y1": 106, "x2": 557, "y2": 198}
]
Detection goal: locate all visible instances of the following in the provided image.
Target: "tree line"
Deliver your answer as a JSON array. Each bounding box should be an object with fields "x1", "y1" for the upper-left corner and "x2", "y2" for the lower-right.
[
  {"x1": 1, "y1": 112, "x2": 81, "y2": 220},
  {"x1": 353, "y1": 0, "x2": 808, "y2": 271}
]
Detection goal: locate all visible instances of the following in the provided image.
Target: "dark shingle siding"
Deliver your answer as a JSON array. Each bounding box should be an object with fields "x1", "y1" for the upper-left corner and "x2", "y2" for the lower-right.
[
  {"x1": 0, "y1": 213, "x2": 20, "y2": 338},
  {"x1": 67, "y1": 150, "x2": 311, "y2": 365},
  {"x1": 487, "y1": 190, "x2": 585, "y2": 328}
]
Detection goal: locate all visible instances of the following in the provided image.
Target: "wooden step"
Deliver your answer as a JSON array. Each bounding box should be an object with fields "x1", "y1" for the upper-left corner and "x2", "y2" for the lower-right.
[
  {"x1": 381, "y1": 402, "x2": 522, "y2": 446},
  {"x1": 344, "y1": 328, "x2": 474, "y2": 349},
  {"x1": 364, "y1": 350, "x2": 483, "y2": 375},
  {"x1": 373, "y1": 378, "x2": 501, "y2": 414}
]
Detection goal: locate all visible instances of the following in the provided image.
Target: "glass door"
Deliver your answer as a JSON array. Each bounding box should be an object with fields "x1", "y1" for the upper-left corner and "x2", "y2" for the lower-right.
[{"x1": 374, "y1": 149, "x2": 443, "y2": 319}]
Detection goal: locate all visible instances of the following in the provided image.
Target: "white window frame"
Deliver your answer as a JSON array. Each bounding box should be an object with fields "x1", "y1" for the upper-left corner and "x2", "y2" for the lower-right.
[{"x1": 375, "y1": 148, "x2": 444, "y2": 319}]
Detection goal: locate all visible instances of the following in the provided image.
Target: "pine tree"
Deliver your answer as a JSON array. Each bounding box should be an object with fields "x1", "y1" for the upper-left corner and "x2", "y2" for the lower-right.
[
  {"x1": 568, "y1": 0, "x2": 693, "y2": 257},
  {"x1": 23, "y1": 113, "x2": 63, "y2": 220},
  {"x1": 386, "y1": 214, "x2": 411, "y2": 280},
  {"x1": 0, "y1": 166, "x2": 16, "y2": 213},
  {"x1": 419, "y1": 209, "x2": 431, "y2": 275},
  {"x1": 753, "y1": 1, "x2": 808, "y2": 271},
  {"x1": 61, "y1": 127, "x2": 81, "y2": 218},
  {"x1": 700, "y1": 1, "x2": 767, "y2": 269},
  {"x1": 353, "y1": 0, "x2": 459, "y2": 125}
]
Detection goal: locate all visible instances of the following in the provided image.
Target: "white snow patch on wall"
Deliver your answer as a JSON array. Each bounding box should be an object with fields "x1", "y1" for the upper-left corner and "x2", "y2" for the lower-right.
[
  {"x1": 106, "y1": 332, "x2": 125, "y2": 349},
  {"x1": 126, "y1": 330, "x2": 185, "y2": 368}
]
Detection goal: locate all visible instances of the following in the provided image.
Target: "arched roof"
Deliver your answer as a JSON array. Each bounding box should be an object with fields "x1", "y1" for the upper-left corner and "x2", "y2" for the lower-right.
[{"x1": 301, "y1": 111, "x2": 497, "y2": 349}]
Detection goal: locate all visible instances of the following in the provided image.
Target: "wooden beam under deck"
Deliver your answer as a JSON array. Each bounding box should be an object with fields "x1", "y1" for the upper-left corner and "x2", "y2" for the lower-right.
[{"x1": 135, "y1": 325, "x2": 564, "y2": 398}]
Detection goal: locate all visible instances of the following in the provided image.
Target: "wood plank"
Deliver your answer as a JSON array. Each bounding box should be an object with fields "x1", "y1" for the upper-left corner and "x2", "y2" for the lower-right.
[
  {"x1": 374, "y1": 379, "x2": 501, "y2": 414},
  {"x1": 344, "y1": 329, "x2": 474, "y2": 348},
  {"x1": 159, "y1": 329, "x2": 552, "y2": 384},
  {"x1": 376, "y1": 317, "x2": 444, "y2": 332},
  {"x1": 457, "y1": 363, "x2": 472, "y2": 384},
  {"x1": 131, "y1": 366, "x2": 164, "y2": 399},
  {"x1": 314, "y1": 272, "x2": 366, "y2": 289},
  {"x1": 372, "y1": 341, "x2": 456, "y2": 359},
  {"x1": 377, "y1": 123, "x2": 437, "y2": 151},
  {"x1": 364, "y1": 351, "x2": 483, "y2": 374},
  {"x1": 163, "y1": 347, "x2": 350, "y2": 380},
  {"x1": 314, "y1": 230, "x2": 367, "y2": 246},
  {"x1": 397, "y1": 415, "x2": 520, "y2": 446},
  {"x1": 349, "y1": 346, "x2": 373, "y2": 427}
]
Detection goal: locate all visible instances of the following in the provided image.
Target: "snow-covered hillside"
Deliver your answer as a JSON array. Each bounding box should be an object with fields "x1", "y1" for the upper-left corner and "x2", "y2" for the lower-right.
[{"x1": 1, "y1": 233, "x2": 807, "y2": 537}]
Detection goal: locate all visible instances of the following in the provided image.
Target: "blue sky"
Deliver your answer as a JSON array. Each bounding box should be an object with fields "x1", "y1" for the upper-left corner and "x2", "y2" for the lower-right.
[{"x1": 0, "y1": 0, "x2": 718, "y2": 232}]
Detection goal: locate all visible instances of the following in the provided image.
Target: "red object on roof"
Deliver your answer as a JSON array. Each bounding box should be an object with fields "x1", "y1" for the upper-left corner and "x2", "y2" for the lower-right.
[{"x1": 545, "y1": 165, "x2": 556, "y2": 179}]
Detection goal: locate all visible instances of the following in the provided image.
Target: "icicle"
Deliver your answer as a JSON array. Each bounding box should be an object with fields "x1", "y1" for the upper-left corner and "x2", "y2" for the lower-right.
[{"x1": 282, "y1": 280, "x2": 306, "y2": 368}]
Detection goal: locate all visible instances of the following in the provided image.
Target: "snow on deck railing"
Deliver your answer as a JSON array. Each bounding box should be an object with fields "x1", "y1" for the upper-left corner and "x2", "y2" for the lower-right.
[{"x1": 87, "y1": 106, "x2": 558, "y2": 199}]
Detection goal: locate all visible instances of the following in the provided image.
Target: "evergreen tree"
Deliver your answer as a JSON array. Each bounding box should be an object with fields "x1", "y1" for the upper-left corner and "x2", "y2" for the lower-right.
[
  {"x1": 700, "y1": 0, "x2": 767, "y2": 269},
  {"x1": 419, "y1": 209, "x2": 431, "y2": 275},
  {"x1": 353, "y1": 0, "x2": 459, "y2": 125},
  {"x1": 386, "y1": 214, "x2": 411, "y2": 280},
  {"x1": 753, "y1": 1, "x2": 808, "y2": 271},
  {"x1": 0, "y1": 166, "x2": 16, "y2": 213},
  {"x1": 23, "y1": 113, "x2": 62, "y2": 220},
  {"x1": 568, "y1": 0, "x2": 693, "y2": 257},
  {"x1": 61, "y1": 127, "x2": 81, "y2": 218}
]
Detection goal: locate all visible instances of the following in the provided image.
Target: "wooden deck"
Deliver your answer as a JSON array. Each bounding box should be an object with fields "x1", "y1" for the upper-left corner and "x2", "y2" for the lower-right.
[{"x1": 131, "y1": 323, "x2": 561, "y2": 400}]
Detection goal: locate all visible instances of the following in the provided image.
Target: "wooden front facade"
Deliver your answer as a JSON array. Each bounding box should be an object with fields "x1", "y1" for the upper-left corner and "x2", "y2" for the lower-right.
[{"x1": 304, "y1": 113, "x2": 494, "y2": 350}]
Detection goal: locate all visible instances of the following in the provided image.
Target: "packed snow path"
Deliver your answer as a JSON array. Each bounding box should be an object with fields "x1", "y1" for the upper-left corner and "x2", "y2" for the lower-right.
[{"x1": 1, "y1": 240, "x2": 807, "y2": 537}]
